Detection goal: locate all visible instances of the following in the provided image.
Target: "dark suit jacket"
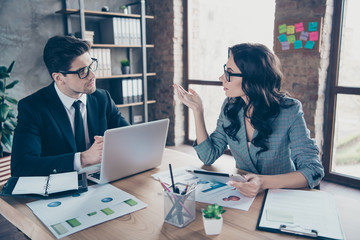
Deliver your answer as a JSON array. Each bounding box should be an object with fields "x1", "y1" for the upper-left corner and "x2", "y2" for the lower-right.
[{"x1": 11, "y1": 83, "x2": 129, "y2": 177}]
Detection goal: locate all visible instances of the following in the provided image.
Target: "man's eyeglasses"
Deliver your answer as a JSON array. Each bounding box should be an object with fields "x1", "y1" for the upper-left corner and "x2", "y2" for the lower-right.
[
  {"x1": 59, "y1": 58, "x2": 98, "y2": 79},
  {"x1": 223, "y1": 64, "x2": 243, "y2": 82}
]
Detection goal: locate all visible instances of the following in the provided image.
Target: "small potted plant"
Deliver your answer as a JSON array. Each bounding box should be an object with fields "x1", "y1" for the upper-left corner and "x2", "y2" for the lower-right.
[
  {"x1": 202, "y1": 204, "x2": 226, "y2": 235},
  {"x1": 0, "y1": 61, "x2": 19, "y2": 158},
  {"x1": 119, "y1": 5, "x2": 128, "y2": 14},
  {"x1": 120, "y1": 59, "x2": 130, "y2": 75}
]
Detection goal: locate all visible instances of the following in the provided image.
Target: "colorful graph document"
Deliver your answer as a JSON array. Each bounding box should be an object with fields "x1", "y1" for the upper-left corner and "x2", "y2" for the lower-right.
[
  {"x1": 27, "y1": 184, "x2": 147, "y2": 239},
  {"x1": 152, "y1": 167, "x2": 255, "y2": 211}
]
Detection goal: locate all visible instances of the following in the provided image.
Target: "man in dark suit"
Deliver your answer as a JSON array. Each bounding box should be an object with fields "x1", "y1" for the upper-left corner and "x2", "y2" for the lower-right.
[{"x1": 11, "y1": 35, "x2": 129, "y2": 176}]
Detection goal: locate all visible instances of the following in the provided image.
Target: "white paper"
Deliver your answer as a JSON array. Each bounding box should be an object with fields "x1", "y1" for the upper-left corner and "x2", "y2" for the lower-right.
[
  {"x1": 259, "y1": 189, "x2": 345, "y2": 240},
  {"x1": 47, "y1": 172, "x2": 78, "y2": 194},
  {"x1": 27, "y1": 184, "x2": 147, "y2": 239}
]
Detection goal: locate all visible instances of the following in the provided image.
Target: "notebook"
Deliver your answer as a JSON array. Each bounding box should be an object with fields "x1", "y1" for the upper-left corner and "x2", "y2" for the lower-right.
[{"x1": 86, "y1": 118, "x2": 169, "y2": 184}]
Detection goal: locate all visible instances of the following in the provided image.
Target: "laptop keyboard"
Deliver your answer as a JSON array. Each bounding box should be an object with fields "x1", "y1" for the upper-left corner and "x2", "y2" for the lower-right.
[{"x1": 89, "y1": 171, "x2": 101, "y2": 180}]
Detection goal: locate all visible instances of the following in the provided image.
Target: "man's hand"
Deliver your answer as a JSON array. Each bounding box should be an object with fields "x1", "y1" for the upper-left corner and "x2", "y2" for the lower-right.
[{"x1": 80, "y1": 136, "x2": 104, "y2": 167}]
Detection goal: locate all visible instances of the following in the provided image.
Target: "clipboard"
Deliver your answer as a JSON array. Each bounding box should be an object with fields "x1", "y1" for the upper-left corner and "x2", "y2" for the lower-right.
[
  {"x1": 0, "y1": 172, "x2": 88, "y2": 199},
  {"x1": 256, "y1": 189, "x2": 345, "y2": 240}
]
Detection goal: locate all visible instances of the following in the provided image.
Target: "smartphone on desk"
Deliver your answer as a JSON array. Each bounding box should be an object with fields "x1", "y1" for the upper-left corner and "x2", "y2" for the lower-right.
[{"x1": 186, "y1": 169, "x2": 247, "y2": 184}]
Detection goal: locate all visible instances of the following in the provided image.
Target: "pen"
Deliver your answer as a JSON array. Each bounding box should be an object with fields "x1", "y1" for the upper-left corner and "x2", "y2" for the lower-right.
[{"x1": 169, "y1": 164, "x2": 180, "y2": 193}]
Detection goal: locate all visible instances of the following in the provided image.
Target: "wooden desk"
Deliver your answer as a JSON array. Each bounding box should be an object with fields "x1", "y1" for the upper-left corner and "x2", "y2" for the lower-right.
[{"x1": 0, "y1": 149, "x2": 354, "y2": 239}]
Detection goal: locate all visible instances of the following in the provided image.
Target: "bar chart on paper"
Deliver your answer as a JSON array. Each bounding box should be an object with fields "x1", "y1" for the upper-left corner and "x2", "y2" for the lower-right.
[{"x1": 27, "y1": 184, "x2": 147, "y2": 239}]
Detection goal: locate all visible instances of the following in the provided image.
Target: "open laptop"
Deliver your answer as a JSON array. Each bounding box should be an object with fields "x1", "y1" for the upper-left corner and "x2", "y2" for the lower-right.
[{"x1": 86, "y1": 118, "x2": 169, "y2": 184}]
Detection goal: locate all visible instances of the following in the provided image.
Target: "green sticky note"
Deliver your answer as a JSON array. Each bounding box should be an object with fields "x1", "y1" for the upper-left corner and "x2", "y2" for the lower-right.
[
  {"x1": 125, "y1": 198, "x2": 138, "y2": 206},
  {"x1": 51, "y1": 223, "x2": 68, "y2": 235},
  {"x1": 287, "y1": 35, "x2": 296, "y2": 43},
  {"x1": 87, "y1": 211, "x2": 97, "y2": 216},
  {"x1": 66, "y1": 218, "x2": 81, "y2": 228},
  {"x1": 294, "y1": 40, "x2": 303, "y2": 49},
  {"x1": 279, "y1": 24, "x2": 287, "y2": 34},
  {"x1": 101, "y1": 207, "x2": 115, "y2": 215}
]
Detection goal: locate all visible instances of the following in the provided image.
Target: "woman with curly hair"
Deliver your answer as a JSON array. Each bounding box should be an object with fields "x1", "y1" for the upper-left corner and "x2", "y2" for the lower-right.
[{"x1": 174, "y1": 43, "x2": 324, "y2": 197}]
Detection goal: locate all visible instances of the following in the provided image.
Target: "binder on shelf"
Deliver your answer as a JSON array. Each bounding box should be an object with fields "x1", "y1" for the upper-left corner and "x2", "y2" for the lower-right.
[
  {"x1": 256, "y1": 189, "x2": 345, "y2": 240},
  {"x1": 127, "y1": 78, "x2": 133, "y2": 103},
  {"x1": 122, "y1": 79, "x2": 128, "y2": 104},
  {"x1": 132, "y1": 78, "x2": 139, "y2": 102},
  {"x1": 138, "y1": 78, "x2": 143, "y2": 101},
  {"x1": 99, "y1": 18, "x2": 119, "y2": 45}
]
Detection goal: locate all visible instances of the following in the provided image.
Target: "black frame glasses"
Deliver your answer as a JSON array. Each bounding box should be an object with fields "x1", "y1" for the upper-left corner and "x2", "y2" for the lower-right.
[
  {"x1": 223, "y1": 64, "x2": 243, "y2": 82},
  {"x1": 59, "y1": 58, "x2": 98, "y2": 79}
]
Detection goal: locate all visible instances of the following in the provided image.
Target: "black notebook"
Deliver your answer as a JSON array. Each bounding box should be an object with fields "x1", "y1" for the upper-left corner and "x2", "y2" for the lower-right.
[{"x1": 0, "y1": 172, "x2": 88, "y2": 199}]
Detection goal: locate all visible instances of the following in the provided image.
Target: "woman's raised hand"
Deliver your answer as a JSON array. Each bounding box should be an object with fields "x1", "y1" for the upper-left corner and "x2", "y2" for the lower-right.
[{"x1": 173, "y1": 84, "x2": 203, "y2": 113}]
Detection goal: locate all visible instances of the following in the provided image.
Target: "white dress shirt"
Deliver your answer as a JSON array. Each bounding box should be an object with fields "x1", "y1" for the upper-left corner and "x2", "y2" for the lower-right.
[{"x1": 54, "y1": 83, "x2": 90, "y2": 171}]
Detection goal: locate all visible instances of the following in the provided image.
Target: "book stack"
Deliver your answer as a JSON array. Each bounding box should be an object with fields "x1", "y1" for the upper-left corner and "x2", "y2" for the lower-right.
[
  {"x1": 89, "y1": 48, "x2": 111, "y2": 77},
  {"x1": 100, "y1": 17, "x2": 141, "y2": 46}
]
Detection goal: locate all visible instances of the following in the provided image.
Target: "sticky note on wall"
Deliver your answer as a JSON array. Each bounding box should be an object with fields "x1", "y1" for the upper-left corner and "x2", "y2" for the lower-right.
[
  {"x1": 309, "y1": 31, "x2": 319, "y2": 41},
  {"x1": 279, "y1": 24, "x2": 287, "y2": 34},
  {"x1": 305, "y1": 41, "x2": 315, "y2": 49},
  {"x1": 278, "y1": 34, "x2": 287, "y2": 42},
  {"x1": 295, "y1": 22, "x2": 304, "y2": 32},
  {"x1": 287, "y1": 25, "x2": 295, "y2": 34},
  {"x1": 294, "y1": 40, "x2": 303, "y2": 49},
  {"x1": 309, "y1": 22, "x2": 318, "y2": 31},
  {"x1": 287, "y1": 35, "x2": 296, "y2": 43}
]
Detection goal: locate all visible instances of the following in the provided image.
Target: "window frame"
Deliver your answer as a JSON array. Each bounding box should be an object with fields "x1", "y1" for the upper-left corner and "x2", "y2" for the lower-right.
[{"x1": 323, "y1": 0, "x2": 360, "y2": 188}]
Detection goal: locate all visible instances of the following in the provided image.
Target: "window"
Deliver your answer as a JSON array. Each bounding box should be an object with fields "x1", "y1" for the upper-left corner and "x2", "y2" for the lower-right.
[
  {"x1": 185, "y1": 0, "x2": 276, "y2": 142},
  {"x1": 324, "y1": 0, "x2": 360, "y2": 188}
]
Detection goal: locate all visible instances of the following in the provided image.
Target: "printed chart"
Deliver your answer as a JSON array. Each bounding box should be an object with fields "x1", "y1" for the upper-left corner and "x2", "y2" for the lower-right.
[
  {"x1": 152, "y1": 167, "x2": 254, "y2": 211},
  {"x1": 27, "y1": 184, "x2": 147, "y2": 239}
]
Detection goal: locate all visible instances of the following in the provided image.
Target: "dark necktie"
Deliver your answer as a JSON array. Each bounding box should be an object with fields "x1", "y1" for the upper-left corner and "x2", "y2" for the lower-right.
[{"x1": 72, "y1": 100, "x2": 86, "y2": 152}]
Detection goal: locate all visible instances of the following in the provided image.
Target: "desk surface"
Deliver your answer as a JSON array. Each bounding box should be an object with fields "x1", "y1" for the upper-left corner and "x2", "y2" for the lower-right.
[{"x1": 0, "y1": 148, "x2": 357, "y2": 240}]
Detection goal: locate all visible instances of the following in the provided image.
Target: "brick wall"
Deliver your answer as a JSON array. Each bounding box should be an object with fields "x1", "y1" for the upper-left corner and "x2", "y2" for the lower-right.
[
  {"x1": 147, "y1": 0, "x2": 184, "y2": 145},
  {"x1": 274, "y1": 0, "x2": 333, "y2": 152}
]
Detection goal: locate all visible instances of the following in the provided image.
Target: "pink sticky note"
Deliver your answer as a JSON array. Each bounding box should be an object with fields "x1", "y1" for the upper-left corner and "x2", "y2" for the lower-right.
[
  {"x1": 295, "y1": 22, "x2": 304, "y2": 32},
  {"x1": 309, "y1": 31, "x2": 319, "y2": 41}
]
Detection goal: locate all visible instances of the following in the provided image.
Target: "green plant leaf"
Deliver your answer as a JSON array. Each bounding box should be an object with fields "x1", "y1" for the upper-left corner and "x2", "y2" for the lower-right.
[
  {"x1": 0, "y1": 72, "x2": 10, "y2": 79},
  {"x1": 0, "y1": 104, "x2": 10, "y2": 122},
  {"x1": 0, "y1": 66, "x2": 7, "y2": 74},
  {"x1": 5, "y1": 80, "x2": 19, "y2": 89},
  {"x1": 1, "y1": 131, "x2": 12, "y2": 152},
  {"x1": 6, "y1": 61, "x2": 15, "y2": 74},
  {"x1": 4, "y1": 121, "x2": 15, "y2": 131},
  {"x1": 5, "y1": 96, "x2": 18, "y2": 105},
  {"x1": 0, "y1": 81, "x2": 4, "y2": 93}
]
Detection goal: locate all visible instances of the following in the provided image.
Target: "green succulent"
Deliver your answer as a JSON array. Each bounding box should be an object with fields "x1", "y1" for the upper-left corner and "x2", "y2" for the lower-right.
[
  {"x1": 0, "y1": 61, "x2": 19, "y2": 157},
  {"x1": 202, "y1": 204, "x2": 226, "y2": 219},
  {"x1": 120, "y1": 59, "x2": 130, "y2": 67}
]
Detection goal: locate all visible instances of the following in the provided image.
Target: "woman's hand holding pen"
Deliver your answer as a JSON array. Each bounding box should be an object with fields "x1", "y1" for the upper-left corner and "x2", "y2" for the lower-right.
[
  {"x1": 173, "y1": 84, "x2": 204, "y2": 114},
  {"x1": 80, "y1": 136, "x2": 103, "y2": 168},
  {"x1": 227, "y1": 173, "x2": 264, "y2": 198}
]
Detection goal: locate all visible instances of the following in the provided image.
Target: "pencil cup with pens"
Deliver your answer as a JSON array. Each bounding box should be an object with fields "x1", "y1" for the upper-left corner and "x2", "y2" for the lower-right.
[{"x1": 163, "y1": 185, "x2": 196, "y2": 228}]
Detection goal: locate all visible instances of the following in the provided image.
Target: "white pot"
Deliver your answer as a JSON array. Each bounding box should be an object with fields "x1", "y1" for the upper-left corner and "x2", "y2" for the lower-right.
[{"x1": 202, "y1": 214, "x2": 223, "y2": 235}]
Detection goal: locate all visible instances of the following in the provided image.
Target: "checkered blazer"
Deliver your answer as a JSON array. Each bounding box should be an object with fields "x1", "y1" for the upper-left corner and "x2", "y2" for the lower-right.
[{"x1": 194, "y1": 97, "x2": 324, "y2": 188}]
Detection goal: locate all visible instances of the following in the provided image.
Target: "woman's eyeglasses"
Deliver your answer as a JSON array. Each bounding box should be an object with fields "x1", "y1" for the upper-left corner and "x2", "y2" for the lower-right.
[
  {"x1": 59, "y1": 58, "x2": 98, "y2": 79},
  {"x1": 223, "y1": 64, "x2": 243, "y2": 82}
]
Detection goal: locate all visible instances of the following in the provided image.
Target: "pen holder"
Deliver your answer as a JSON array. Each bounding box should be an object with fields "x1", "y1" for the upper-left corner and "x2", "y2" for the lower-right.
[{"x1": 163, "y1": 189, "x2": 196, "y2": 228}]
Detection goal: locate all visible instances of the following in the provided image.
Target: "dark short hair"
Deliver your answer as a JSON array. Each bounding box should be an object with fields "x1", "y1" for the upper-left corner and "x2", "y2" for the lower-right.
[{"x1": 43, "y1": 35, "x2": 91, "y2": 78}]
